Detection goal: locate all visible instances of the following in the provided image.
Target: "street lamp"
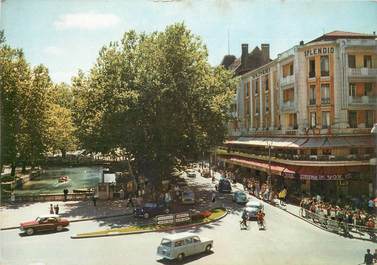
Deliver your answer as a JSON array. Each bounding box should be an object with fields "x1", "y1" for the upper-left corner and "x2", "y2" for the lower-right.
[{"x1": 265, "y1": 140, "x2": 273, "y2": 186}]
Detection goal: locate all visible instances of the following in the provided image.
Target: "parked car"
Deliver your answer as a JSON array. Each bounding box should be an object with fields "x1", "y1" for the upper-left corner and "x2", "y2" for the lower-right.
[
  {"x1": 19, "y1": 214, "x2": 69, "y2": 236},
  {"x1": 233, "y1": 191, "x2": 248, "y2": 204},
  {"x1": 243, "y1": 201, "x2": 264, "y2": 220},
  {"x1": 157, "y1": 232, "x2": 213, "y2": 261},
  {"x1": 181, "y1": 189, "x2": 195, "y2": 205},
  {"x1": 186, "y1": 170, "x2": 196, "y2": 178},
  {"x1": 134, "y1": 202, "x2": 170, "y2": 219},
  {"x1": 215, "y1": 178, "x2": 232, "y2": 193}
]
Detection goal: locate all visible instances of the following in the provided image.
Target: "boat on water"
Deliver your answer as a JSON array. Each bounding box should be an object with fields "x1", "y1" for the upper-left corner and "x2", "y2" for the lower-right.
[{"x1": 58, "y1": 176, "x2": 70, "y2": 183}]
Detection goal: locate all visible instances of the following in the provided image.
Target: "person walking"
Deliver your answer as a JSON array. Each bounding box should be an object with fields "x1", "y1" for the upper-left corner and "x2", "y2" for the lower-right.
[
  {"x1": 49, "y1": 204, "x2": 54, "y2": 214},
  {"x1": 92, "y1": 194, "x2": 97, "y2": 207},
  {"x1": 127, "y1": 194, "x2": 135, "y2": 208},
  {"x1": 211, "y1": 191, "x2": 216, "y2": 203},
  {"x1": 54, "y1": 204, "x2": 60, "y2": 215},
  {"x1": 63, "y1": 188, "x2": 68, "y2": 201},
  {"x1": 363, "y1": 249, "x2": 374, "y2": 265}
]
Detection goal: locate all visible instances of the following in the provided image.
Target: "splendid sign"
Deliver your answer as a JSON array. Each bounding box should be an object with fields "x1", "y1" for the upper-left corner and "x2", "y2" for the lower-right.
[{"x1": 304, "y1": 47, "x2": 334, "y2": 57}]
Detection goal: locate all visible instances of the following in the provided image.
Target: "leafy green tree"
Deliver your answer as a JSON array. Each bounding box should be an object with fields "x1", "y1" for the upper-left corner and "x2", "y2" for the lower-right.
[
  {"x1": 0, "y1": 39, "x2": 32, "y2": 175},
  {"x1": 45, "y1": 103, "x2": 77, "y2": 157},
  {"x1": 74, "y1": 23, "x2": 236, "y2": 190}
]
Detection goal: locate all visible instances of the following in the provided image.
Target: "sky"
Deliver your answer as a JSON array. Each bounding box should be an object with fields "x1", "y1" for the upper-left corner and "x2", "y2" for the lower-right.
[{"x1": 1, "y1": 0, "x2": 376, "y2": 84}]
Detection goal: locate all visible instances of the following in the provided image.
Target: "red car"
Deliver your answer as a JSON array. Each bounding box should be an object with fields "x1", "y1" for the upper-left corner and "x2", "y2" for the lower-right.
[{"x1": 20, "y1": 214, "x2": 70, "y2": 235}]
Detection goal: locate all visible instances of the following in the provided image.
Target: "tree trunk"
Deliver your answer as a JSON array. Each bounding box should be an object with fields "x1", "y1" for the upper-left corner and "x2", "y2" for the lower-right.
[
  {"x1": 21, "y1": 161, "x2": 26, "y2": 173},
  {"x1": 11, "y1": 162, "x2": 16, "y2": 177},
  {"x1": 61, "y1": 149, "x2": 66, "y2": 159}
]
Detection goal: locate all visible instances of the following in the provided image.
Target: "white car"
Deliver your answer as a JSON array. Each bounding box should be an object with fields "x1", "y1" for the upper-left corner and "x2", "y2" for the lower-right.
[
  {"x1": 244, "y1": 201, "x2": 264, "y2": 220},
  {"x1": 157, "y1": 233, "x2": 213, "y2": 261},
  {"x1": 181, "y1": 189, "x2": 195, "y2": 204}
]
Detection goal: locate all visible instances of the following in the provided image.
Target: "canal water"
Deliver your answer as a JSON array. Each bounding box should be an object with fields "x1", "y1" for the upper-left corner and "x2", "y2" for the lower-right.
[{"x1": 15, "y1": 166, "x2": 102, "y2": 195}]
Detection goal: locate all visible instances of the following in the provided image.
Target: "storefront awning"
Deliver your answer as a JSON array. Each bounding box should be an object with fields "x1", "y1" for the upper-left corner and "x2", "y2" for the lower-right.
[
  {"x1": 225, "y1": 137, "x2": 303, "y2": 148},
  {"x1": 220, "y1": 156, "x2": 287, "y2": 175}
]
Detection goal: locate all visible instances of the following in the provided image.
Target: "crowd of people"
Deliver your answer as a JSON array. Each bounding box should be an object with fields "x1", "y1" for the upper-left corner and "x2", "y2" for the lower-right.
[{"x1": 300, "y1": 197, "x2": 376, "y2": 229}]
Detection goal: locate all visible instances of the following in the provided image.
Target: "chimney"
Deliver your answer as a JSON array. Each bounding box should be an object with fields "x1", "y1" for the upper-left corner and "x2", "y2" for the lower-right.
[
  {"x1": 299, "y1": 40, "x2": 304, "y2": 45},
  {"x1": 261, "y1": 43, "x2": 270, "y2": 60},
  {"x1": 241, "y1": 43, "x2": 248, "y2": 67}
]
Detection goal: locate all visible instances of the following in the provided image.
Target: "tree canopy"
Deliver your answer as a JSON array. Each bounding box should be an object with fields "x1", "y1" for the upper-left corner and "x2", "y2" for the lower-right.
[{"x1": 73, "y1": 23, "x2": 236, "y2": 188}]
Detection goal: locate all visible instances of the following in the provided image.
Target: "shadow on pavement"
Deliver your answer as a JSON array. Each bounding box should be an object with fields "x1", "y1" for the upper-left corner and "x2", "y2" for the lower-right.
[
  {"x1": 156, "y1": 251, "x2": 214, "y2": 264},
  {"x1": 18, "y1": 227, "x2": 70, "y2": 237}
]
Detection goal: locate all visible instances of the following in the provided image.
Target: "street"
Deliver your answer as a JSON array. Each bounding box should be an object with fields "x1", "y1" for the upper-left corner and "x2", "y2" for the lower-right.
[{"x1": 0, "y1": 172, "x2": 375, "y2": 265}]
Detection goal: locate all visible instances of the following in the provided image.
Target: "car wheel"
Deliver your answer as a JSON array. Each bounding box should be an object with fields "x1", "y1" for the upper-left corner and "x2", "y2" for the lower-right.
[
  {"x1": 177, "y1": 253, "x2": 185, "y2": 262},
  {"x1": 56, "y1": 225, "x2": 63, "y2": 232},
  {"x1": 143, "y1": 212, "x2": 150, "y2": 219},
  {"x1": 205, "y1": 244, "x2": 212, "y2": 253},
  {"x1": 164, "y1": 208, "x2": 170, "y2": 214},
  {"x1": 26, "y1": 228, "x2": 34, "y2": 236}
]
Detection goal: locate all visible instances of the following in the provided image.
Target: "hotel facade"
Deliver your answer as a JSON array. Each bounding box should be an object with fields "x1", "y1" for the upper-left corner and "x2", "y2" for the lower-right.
[{"x1": 219, "y1": 31, "x2": 377, "y2": 200}]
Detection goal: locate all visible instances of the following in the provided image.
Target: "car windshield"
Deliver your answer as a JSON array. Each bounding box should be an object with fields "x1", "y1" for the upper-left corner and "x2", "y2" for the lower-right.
[
  {"x1": 183, "y1": 191, "x2": 193, "y2": 196},
  {"x1": 161, "y1": 239, "x2": 172, "y2": 248}
]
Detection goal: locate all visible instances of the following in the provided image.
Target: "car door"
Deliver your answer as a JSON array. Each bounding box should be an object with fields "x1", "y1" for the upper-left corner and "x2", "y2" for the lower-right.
[
  {"x1": 38, "y1": 218, "x2": 53, "y2": 231},
  {"x1": 45, "y1": 218, "x2": 58, "y2": 231},
  {"x1": 192, "y1": 236, "x2": 203, "y2": 254},
  {"x1": 184, "y1": 237, "x2": 195, "y2": 256}
]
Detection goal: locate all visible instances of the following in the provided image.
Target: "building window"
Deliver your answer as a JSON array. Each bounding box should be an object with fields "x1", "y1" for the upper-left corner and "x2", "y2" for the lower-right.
[
  {"x1": 309, "y1": 59, "x2": 315, "y2": 78},
  {"x1": 349, "y1": 83, "x2": 356, "y2": 97},
  {"x1": 293, "y1": 113, "x2": 298, "y2": 129},
  {"x1": 348, "y1": 111, "x2": 357, "y2": 128},
  {"x1": 320, "y1": 56, "x2": 329, "y2": 76},
  {"x1": 245, "y1": 81, "x2": 249, "y2": 97},
  {"x1": 309, "y1": 85, "x2": 316, "y2": 105},
  {"x1": 255, "y1": 97, "x2": 259, "y2": 114},
  {"x1": 322, "y1": 149, "x2": 331, "y2": 155},
  {"x1": 310, "y1": 112, "x2": 316, "y2": 129},
  {"x1": 255, "y1": 80, "x2": 259, "y2": 95},
  {"x1": 364, "y1": 83, "x2": 372, "y2": 96},
  {"x1": 265, "y1": 78, "x2": 269, "y2": 91},
  {"x1": 350, "y1": 148, "x2": 358, "y2": 155},
  {"x1": 366, "y1": 111, "x2": 374, "y2": 128},
  {"x1": 265, "y1": 93, "x2": 269, "y2": 112},
  {"x1": 289, "y1": 63, "x2": 294, "y2": 75},
  {"x1": 348, "y1": 55, "x2": 356, "y2": 68},
  {"x1": 322, "y1": 111, "x2": 330, "y2": 129},
  {"x1": 321, "y1": 84, "x2": 330, "y2": 104},
  {"x1": 364, "y1": 55, "x2": 372, "y2": 68}
]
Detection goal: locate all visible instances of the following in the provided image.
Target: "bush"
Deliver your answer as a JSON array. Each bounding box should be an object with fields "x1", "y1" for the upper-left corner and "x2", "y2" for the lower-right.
[{"x1": 1, "y1": 175, "x2": 15, "y2": 182}]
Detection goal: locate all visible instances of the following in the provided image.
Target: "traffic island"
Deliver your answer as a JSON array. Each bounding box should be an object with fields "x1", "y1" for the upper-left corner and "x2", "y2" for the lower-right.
[{"x1": 71, "y1": 207, "x2": 227, "y2": 239}]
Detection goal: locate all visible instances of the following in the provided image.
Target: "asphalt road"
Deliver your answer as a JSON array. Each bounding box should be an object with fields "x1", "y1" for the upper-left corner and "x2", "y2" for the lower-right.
[{"x1": 0, "y1": 171, "x2": 375, "y2": 265}]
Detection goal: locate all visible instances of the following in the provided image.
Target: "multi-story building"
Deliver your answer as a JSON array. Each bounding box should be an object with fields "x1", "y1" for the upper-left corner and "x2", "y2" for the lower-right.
[{"x1": 219, "y1": 31, "x2": 377, "y2": 200}]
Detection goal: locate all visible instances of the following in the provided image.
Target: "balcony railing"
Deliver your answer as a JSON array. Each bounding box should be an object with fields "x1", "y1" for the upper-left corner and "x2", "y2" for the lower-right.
[
  {"x1": 281, "y1": 100, "x2": 295, "y2": 112},
  {"x1": 321, "y1": 98, "x2": 330, "y2": 105},
  {"x1": 309, "y1": 98, "x2": 316, "y2": 105},
  {"x1": 348, "y1": 67, "x2": 377, "y2": 78},
  {"x1": 280, "y1": 74, "x2": 294, "y2": 87},
  {"x1": 217, "y1": 148, "x2": 371, "y2": 162},
  {"x1": 309, "y1": 71, "x2": 315, "y2": 78},
  {"x1": 348, "y1": 96, "x2": 377, "y2": 105}
]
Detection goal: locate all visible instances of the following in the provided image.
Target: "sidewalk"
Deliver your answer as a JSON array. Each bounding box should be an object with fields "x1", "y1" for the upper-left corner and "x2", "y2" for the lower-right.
[{"x1": 0, "y1": 200, "x2": 134, "y2": 230}]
